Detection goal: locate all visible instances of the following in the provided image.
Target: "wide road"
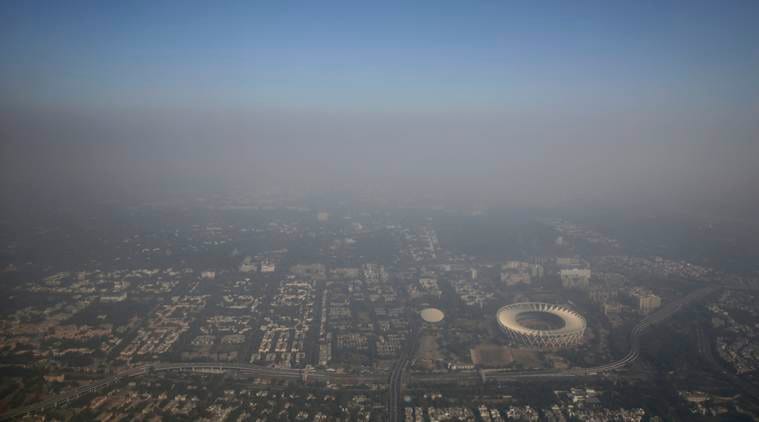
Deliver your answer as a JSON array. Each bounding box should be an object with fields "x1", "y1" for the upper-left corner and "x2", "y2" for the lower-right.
[
  {"x1": 389, "y1": 317, "x2": 419, "y2": 422},
  {"x1": 0, "y1": 286, "x2": 716, "y2": 420},
  {"x1": 696, "y1": 327, "x2": 759, "y2": 404},
  {"x1": 0, "y1": 363, "x2": 385, "y2": 421},
  {"x1": 388, "y1": 358, "x2": 410, "y2": 422}
]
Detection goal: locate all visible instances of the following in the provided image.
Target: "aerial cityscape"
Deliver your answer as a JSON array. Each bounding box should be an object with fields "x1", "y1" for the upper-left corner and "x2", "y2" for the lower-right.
[
  {"x1": 1, "y1": 201, "x2": 758, "y2": 420},
  {"x1": 2, "y1": 1, "x2": 759, "y2": 421}
]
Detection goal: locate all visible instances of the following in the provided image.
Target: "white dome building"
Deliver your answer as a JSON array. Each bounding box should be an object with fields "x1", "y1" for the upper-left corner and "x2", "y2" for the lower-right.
[{"x1": 420, "y1": 307, "x2": 445, "y2": 324}]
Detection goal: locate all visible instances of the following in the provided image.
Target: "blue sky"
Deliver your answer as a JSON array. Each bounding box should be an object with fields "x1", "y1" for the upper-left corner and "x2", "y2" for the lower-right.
[{"x1": 2, "y1": 1, "x2": 758, "y2": 112}]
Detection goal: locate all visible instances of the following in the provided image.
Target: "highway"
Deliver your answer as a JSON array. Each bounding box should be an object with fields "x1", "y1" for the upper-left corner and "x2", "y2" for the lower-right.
[
  {"x1": 696, "y1": 326, "x2": 759, "y2": 404},
  {"x1": 0, "y1": 286, "x2": 716, "y2": 421},
  {"x1": 0, "y1": 363, "x2": 385, "y2": 421},
  {"x1": 388, "y1": 358, "x2": 410, "y2": 422},
  {"x1": 389, "y1": 320, "x2": 418, "y2": 422}
]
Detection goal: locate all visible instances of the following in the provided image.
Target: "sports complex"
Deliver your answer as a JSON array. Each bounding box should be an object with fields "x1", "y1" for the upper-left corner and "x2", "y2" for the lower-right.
[{"x1": 496, "y1": 302, "x2": 586, "y2": 350}]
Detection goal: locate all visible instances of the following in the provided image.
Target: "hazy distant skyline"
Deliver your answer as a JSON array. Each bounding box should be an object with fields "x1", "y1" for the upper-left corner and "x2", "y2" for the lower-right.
[{"x1": 1, "y1": 1, "x2": 758, "y2": 216}]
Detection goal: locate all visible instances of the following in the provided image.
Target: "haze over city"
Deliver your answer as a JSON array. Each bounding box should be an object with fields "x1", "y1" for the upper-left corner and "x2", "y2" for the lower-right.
[
  {"x1": 2, "y1": 2, "x2": 759, "y2": 421},
  {"x1": 2, "y1": 1, "x2": 758, "y2": 216}
]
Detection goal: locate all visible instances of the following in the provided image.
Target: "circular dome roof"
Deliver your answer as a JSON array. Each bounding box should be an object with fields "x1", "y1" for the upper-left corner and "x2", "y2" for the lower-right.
[{"x1": 420, "y1": 307, "x2": 445, "y2": 323}]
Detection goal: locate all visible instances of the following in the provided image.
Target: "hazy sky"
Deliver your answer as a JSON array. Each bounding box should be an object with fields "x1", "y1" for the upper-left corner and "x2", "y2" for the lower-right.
[{"x1": 1, "y1": 1, "x2": 758, "y2": 214}]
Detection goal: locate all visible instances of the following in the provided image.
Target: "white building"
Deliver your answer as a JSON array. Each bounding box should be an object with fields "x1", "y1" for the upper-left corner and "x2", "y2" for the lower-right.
[
  {"x1": 101, "y1": 292, "x2": 127, "y2": 302},
  {"x1": 556, "y1": 257, "x2": 581, "y2": 267},
  {"x1": 239, "y1": 257, "x2": 257, "y2": 273},
  {"x1": 261, "y1": 259, "x2": 276, "y2": 273},
  {"x1": 501, "y1": 261, "x2": 532, "y2": 286},
  {"x1": 560, "y1": 268, "x2": 591, "y2": 289},
  {"x1": 638, "y1": 293, "x2": 662, "y2": 314}
]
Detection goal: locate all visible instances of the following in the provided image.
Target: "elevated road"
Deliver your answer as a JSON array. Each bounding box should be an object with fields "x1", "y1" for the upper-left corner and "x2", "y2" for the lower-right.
[
  {"x1": 0, "y1": 286, "x2": 717, "y2": 420},
  {"x1": 388, "y1": 359, "x2": 410, "y2": 422},
  {"x1": 0, "y1": 363, "x2": 385, "y2": 421},
  {"x1": 696, "y1": 327, "x2": 759, "y2": 404}
]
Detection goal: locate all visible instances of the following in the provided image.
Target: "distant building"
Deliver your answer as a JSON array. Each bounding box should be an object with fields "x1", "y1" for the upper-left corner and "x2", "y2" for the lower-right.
[
  {"x1": 419, "y1": 278, "x2": 438, "y2": 290},
  {"x1": 408, "y1": 277, "x2": 442, "y2": 299},
  {"x1": 560, "y1": 268, "x2": 591, "y2": 289},
  {"x1": 625, "y1": 287, "x2": 662, "y2": 315},
  {"x1": 502, "y1": 261, "x2": 527, "y2": 270},
  {"x1": 332, "y1": 267, "x2": 361, "y2": 279},
  {"x1": 603, "y1": 302, "x2": 624, "y2": 315},
  {"x1": 500, "y1": 261, "x2": 534, "y2": 286},
  {"x1": 556, "y1": 257, "x2": 581, "y2": 268},
  {"x1": 201, "y1": 271, "x2": 216, "y2": 280},
  {"x1": 44, "y1": 374, "x2": 65, "y2": 383},
  {"x1": 290, "y1": 263, "x2": 326, "y2": 280},
  {"x1": 100, "y1": 292, "x2": 127, "y2": 302},
  {"x1": 638, "y1": 293, "x2": 662, "y2": 314},
  {"x1": 318, "y1": 333, "x2": 332, "y2": 366},
  {"x1": 261, "y1": 259, "x2": 276, "y2": 273},
  {"x1": 528, "y1": 263, "x2": 544, "y2": 279},
  {"x1": 363, "y1": 264, "x2": 386, "y2": 283},
  {"x1": 317, "y1": 211, "x2": 329, "y2": 222},
  {"x1": 239, "y1": 257, "x2": 257, "y2": 273},
  {"x1": 589, "y1": 288, "x2": 618, "y2": 304},
  {"x1": 502, "y1": 271, "x2": 531, "y2": 286}
]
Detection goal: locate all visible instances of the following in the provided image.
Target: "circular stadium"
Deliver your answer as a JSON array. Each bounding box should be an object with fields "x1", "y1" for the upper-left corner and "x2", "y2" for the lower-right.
[{"x1": 496, "y1": 303, "x2": 586, "y2": 350}]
